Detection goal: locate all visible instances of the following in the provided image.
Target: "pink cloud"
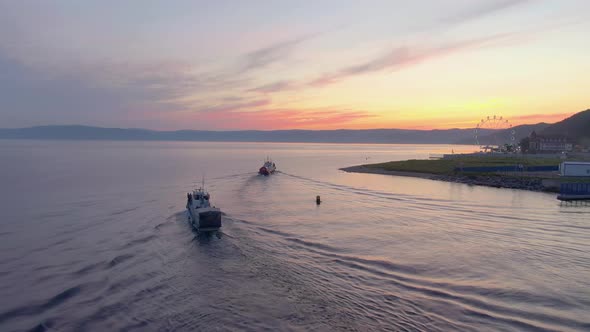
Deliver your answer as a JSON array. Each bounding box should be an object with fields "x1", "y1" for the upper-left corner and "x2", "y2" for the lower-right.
[
  {"x1": 510, "y1": 112, "x2": 574, "y2": 124},
  {"x1": 197, "y1": 99, "x2": 271, "y2": 113},
  {"x1": 247, "y1": 80, "x2": 297, "y2": 93},
  {"x1": 442, "y1": 0, "x2": 530, "y2": 25},
  {"x1": 168, "y1": 106, "x2": 375, "y2": 130},
  {"x1": 308, "y1": 33, "x2": 517, "y2": 87}
]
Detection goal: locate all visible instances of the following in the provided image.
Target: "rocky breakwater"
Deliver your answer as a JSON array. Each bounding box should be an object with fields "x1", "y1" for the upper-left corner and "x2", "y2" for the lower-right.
[
  {"x1": 341, "y1": 166, "x2": 553, "y2": 192},
  {"x1": 431, "y1": 174, "x2": 548, "y2": 191}
]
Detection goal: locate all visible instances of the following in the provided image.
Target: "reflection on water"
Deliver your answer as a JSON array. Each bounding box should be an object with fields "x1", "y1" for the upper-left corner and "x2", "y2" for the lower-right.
[{"x1": 0, "y1": 140, "x2": 589, "y2": 331}]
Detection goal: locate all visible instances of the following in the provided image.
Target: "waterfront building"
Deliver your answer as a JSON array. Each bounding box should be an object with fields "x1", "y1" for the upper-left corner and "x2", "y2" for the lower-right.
[{"x1": 528, "y1": 131, "x2": 573, "y2": 153}]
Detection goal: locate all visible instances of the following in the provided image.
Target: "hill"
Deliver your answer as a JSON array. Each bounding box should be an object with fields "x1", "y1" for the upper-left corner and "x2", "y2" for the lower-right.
[
  {"x1": 0, "y1": 109, "x2": 584, "y2": 144},
  {"x1": 454, "y1": 123, "x2": 550, "y2": 145},
  {"x1": 0, "y1": 125, "x2": 490, "y2": 144},
  {"x1": 540, "y1": 109, "x2": 590, "y2": 144}
]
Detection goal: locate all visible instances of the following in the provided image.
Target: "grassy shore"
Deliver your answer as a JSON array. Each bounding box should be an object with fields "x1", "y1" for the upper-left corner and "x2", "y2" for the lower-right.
[
  {"x1": 363, "y1": 156, "x2": 561, "y2": 175},
  {"x1": 341, "y1": 155, "x2": 590, "y2": 192}
]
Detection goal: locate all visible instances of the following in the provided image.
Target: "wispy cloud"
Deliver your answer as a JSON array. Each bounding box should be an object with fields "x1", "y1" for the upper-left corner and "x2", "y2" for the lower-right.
[
  {"x1": 247, "y1": 80, "x2": 297, "y2": 93},
  {"x1": 511, "y1": 112, "x2": 574, "y2": 123},
  {"x1": 1, "y1": 0, "x2": 580, "y2": 131},
  {"x1": 0, "y1": 29, "x2": 317, "y2": 127},
  {"x1": 300, "y1": 0, "x2": 533, "y2": 89},
  {"x1": 174, "y1": 106, "x2": 375, "y2": 130},
  {"x1": 0, "y1": 50, "x2": 205, "y2": 126},
  {"x1": 195, "y1": 99, "x2": 271, "y2": 113},
  {"x1": 441, "y1": 0, "x2": 530, "y2": 25},
  {"x1": 238, "y1": 33, "x2": 316, "y2": 73},
  {"x1": 308, "y1": 33, "x2": 516, "y2": 87}
]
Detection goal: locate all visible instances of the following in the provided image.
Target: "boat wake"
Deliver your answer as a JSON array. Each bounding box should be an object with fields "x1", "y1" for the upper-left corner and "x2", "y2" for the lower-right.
[
  {"x1": 225, "y1": 211, "x2": 590, "y2": 332},
  {"x1": 1, "y1": 159, "x2": 588, "y2": 331}
]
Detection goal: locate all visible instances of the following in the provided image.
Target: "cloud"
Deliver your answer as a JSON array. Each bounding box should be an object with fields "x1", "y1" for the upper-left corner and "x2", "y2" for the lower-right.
[
  {"x1": 0, "y1": 30, "x2": 317, "y2": 128},
  {"x1": 511, "y1": 112, "x2": 574, "y2": 123},
  {"x1": 247, "y1": 80, "x2": 297, "y2": 93},
  {"x1": 441, "y1": 0, "x2": 530, "y2": 25},
  {"x1": 308, "y1": 33, "x2": 516, "y2": 87},
  {"x1": 301, "y1": 0, "x2": 534, "y2": 89},
  {"x1": 238, "y1": 33, "x2": 316, "y2": 73},
  {"x1": 195, "y1": 99, "x2": 271, "y2": 113},
  {"x1": 0, "y1": 0, "x2": 567, "y2": 131},
  {"x1": 168, "y1": 106, "x2": 375, "y2": 130},
  {"x1": 0, "y1": 49, "x2": 204, "y2": 127}
]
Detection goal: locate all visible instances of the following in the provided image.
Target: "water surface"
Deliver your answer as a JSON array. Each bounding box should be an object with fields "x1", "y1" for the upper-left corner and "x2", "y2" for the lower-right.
[{"x1": 0, "y1": 140, "x2": 589, "y2": 331}]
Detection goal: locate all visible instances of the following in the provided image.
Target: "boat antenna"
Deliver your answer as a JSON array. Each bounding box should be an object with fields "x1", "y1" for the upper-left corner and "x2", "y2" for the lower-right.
[{"x1": 202, "y1": 174, "x2": 205, "y2": 191}]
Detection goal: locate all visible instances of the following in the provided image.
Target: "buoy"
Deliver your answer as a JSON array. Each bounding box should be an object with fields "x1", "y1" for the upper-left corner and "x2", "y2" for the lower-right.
[{"x1": 316, "y1": 195, "x2": 321, "y2": 205}]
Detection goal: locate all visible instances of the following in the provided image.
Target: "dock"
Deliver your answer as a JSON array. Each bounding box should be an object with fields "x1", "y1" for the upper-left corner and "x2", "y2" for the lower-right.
[{"x1": 557, "y1": 183, "x2": 590, "y2": 201}]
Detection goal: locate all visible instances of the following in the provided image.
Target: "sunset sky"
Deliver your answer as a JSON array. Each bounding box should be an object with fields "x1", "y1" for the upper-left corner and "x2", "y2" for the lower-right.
[{"x1": 1, "y1": 0, "x2": 589, "y2": 130}]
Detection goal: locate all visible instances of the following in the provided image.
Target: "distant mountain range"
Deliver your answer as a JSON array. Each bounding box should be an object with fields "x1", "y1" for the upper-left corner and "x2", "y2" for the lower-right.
[
  {"x1": 1, "y1": 109, "x2": 587, "y2": 145},
  {"x1": 0, "y1": 125, "x2": 488, "y2": 144},
  {"x1": 454, "y1": 122, "x2": 550, "y2": 145}
]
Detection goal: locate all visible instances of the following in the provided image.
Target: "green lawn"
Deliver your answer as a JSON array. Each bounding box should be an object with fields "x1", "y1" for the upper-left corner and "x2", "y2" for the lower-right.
[{"x1": 364, "y1": 156, "x2": 562, "y2": 175}]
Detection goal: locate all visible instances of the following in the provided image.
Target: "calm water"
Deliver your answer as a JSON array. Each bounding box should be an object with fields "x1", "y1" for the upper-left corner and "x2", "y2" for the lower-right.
[{"x1": 0, "y1": 140, "x2": 589, "y2": 332}]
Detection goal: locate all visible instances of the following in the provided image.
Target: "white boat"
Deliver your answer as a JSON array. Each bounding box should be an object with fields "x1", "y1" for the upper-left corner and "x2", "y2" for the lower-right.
[{"x1": 186, "y1": 183, "x2": 221, "y2": 232}]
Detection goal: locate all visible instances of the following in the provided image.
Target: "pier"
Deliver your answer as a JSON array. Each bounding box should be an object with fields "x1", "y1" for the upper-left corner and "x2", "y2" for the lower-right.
[{"x1": 557, "y1": 183, "x2": 590, "y2": 201}]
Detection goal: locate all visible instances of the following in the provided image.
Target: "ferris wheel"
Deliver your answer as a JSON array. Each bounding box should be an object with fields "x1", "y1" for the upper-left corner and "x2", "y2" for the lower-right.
[{"x1": 474, "y1": 115, "x2": 515, "y2": 151}]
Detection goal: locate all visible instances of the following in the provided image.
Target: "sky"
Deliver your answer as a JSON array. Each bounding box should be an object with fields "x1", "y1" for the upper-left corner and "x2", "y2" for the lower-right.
[{"x1": 1, "y1": 0, "x2": 589, "y2": 130}]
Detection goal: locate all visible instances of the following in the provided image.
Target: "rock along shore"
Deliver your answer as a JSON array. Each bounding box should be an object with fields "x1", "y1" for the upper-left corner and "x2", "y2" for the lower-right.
[{"x1": 340, "y1": 165, "x2": 553, "y2": 192}]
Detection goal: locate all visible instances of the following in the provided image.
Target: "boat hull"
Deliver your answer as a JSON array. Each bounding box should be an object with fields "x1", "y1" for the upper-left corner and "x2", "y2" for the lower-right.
[
  {"x1": 259, "y1": 166, "x2": 276, "y2": 176},
  {"x1": 187, "y1": 206, "x2": 222, "y2": 231}
]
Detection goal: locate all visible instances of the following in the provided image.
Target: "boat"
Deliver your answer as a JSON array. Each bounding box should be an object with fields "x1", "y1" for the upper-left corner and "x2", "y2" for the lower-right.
[
  {"x1": 186, "y1": 182, "x2": 222, "y2": 232},
  {"x1": 259, "y1": 158, "x2": 276, "y2": 176}
]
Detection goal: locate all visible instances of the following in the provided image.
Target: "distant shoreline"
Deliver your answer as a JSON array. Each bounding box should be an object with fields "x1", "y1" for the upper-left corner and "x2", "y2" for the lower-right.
[
  {"x1": 0, "y1": 137, "x2": 478, "y2": 146},
  {"x1": 0, "y1": 124, "x2": 546, "y2": 145}
]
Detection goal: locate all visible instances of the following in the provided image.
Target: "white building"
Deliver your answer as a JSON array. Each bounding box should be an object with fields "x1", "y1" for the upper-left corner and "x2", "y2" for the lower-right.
[{"x1": 559, "y1": 162, "x2": 590, "y2": 177}]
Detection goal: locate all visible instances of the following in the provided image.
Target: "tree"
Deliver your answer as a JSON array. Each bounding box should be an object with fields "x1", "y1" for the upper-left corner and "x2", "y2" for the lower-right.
[{"x1": 519, "y1": 137, "x2": 530, "y2": 153}]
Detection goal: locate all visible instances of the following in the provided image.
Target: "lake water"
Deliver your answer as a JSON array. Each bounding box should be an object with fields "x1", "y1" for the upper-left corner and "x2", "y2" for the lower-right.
[{"x1": 0, "y1": 140, "x2": 589, "y2": 331}]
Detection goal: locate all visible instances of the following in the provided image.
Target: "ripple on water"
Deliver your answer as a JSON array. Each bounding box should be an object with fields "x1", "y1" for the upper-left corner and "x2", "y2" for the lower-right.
[
  {"x1": 0, "y1": 286, "x2": 81, "y2": 325},
  {"x1": 26, "y1": 317, "x2": 59, "y2": 332},
  {"x1": 119, "y1": 234, "x2": 158, "y2": 250},
  {"x1": 1, "y1": 141, "x2": 589, "y2": 331},
  {"x1": 228, "y1": 210, "x2": 590, "y2": 331},
  {"x1": 108, "y1": 254, "x2": 135, "y2": 268}
]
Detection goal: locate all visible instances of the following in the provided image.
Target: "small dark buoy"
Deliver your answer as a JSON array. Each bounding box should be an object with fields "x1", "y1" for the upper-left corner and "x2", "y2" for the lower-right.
[{"x1": 316, "y1": 195, "x2": 321, "y2": 205}]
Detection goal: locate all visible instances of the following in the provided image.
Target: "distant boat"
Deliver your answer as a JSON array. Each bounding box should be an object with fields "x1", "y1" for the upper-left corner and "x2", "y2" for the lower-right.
[
  {"x1": 259, "y1": 158, "x2": 276, "y2": 176},
  {"x1": 186, "y1": 182, "x2": 221, "y2": 232}
]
